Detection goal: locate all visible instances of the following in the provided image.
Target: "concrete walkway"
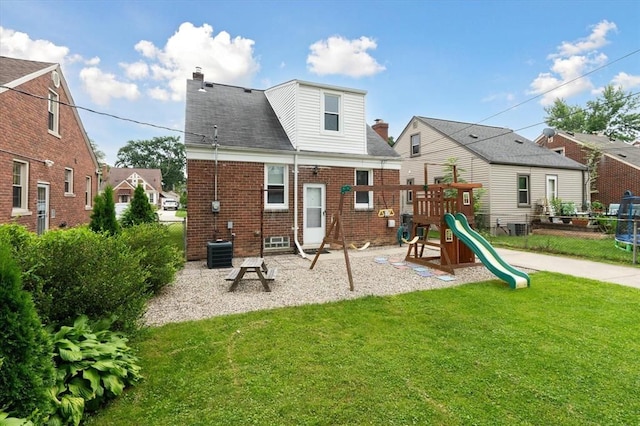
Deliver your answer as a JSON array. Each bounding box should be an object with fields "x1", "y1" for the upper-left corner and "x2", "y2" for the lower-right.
[{"x1": 311, "y1": 245, "x2": 639, "y2": 290}]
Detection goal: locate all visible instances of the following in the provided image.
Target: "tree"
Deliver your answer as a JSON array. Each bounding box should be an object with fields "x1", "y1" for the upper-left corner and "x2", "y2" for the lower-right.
[
  {"x1": 544, "y1": 85, "x2": 640, "y2": 142},
  {"x1": 89, "y1": 186, "x2": 119, "y2": 235},
  {"x1": 115, "y1": 136, "x2": 185, "y2": 190},
  {"x1": 120, "y1": 185, "x2": 156, "y2": 227},
  {"x1": 89, "y1": 139, "x2": 106, "y2": 164},
  {"x1": 387, "y1": 136, "x2": 395, "y2": 146}
]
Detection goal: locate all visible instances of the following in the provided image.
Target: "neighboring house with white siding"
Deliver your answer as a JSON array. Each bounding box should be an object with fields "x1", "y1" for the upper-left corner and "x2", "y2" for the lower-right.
[
  {"x1": 394, "y1": 117, "x2": 587, "y2": 234},
  {"x1": 185, "y1": 71, "x2": 401, "y2": 260}
]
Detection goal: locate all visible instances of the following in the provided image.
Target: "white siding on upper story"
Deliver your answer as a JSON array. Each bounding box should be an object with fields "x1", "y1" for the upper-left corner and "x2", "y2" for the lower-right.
[
  {"x1": 265, "y1": 81, "x2": 297, "y2": 147},
  {"x1": 266, "y1": 80, "x2": 367, "y2": 155}
]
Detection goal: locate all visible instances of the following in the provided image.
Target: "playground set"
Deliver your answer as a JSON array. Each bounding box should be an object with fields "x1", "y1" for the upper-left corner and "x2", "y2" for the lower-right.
[
  {"x1": 310, "y1": 165, "x2": 530, "y2": 290},
  {"x1": 615, "y1": 190, "x2": 640, "y2": 252}
]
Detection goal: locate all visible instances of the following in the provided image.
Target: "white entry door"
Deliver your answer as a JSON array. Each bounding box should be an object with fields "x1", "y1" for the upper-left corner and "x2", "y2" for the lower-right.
[
  {"x1": 36, "y1": 183, "x2": 50, "y2": 235},
  {"x1": 303, "y1": 183, "x2": 326, "y2": 246}
]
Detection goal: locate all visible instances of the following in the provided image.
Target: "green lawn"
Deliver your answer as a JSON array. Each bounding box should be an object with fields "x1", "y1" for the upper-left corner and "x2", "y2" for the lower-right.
[{"x1": 87, "y1": 272, "x2": 640, "y2": 425}]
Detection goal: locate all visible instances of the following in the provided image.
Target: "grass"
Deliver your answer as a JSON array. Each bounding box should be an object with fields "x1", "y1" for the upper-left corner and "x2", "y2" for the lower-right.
[
  {"x1": 87, "y1": 272, "x2": 640, "y2": 425},
  {"x1": 165, "y1": 222, "x2": 184, "y2": 256},
  {"x1": 175, "y1": 209, "x2": 187, "y2": 218},
  {"x1": 486, "y1": 233, "x2": 637, "y2": 266}
]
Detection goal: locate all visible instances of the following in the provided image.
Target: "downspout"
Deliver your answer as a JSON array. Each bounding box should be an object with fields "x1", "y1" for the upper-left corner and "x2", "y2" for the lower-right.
[{"x1": 293, "y1": 149, "x2": 307, "y2": 258}]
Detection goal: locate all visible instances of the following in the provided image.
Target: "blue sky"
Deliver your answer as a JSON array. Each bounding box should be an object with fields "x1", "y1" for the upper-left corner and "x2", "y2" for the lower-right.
[{"x1": 1, "y1": 0, "x2": 639, "y2": 165}]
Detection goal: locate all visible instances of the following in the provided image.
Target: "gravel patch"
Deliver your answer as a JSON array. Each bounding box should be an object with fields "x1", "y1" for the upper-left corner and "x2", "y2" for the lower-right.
[{"x1": 144, "y1": 246, "x2": 505, "y2": 326}]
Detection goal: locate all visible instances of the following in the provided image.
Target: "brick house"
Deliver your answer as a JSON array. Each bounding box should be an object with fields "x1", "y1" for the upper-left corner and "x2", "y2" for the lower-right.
[
  {"x1": 101, "y1": 167, "x2": 163, "y2": 208},
  {"x1": 0, "y1": 56, "x2": 99, "y2": 233},
  {"x1": 184, "y1": 70, "x2": 401, "y2": 260},
  {"x1": 534, "y1": 130, "x2": 640, "y2": 210},
  {"x1": 394, "y1": 117, "x2": 587, "y2": 233}
]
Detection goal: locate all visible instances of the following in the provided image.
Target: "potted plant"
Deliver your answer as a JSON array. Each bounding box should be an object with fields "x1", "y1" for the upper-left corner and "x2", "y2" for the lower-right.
[
  {"x1": 591, "y1": 200, "x2": 604, "y2": 215},
  {"x1": 559, "y1": 201, "x2": 576, "y2": 223}
]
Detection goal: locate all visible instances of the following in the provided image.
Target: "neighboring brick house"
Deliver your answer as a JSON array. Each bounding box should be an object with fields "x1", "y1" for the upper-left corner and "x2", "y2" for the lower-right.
[
  {"x1": 0, "y1": 56, "x2": 99, "y2": 233},
  {"x1": 184, "y1": 70, "x2": 401, "y2": 260},
  {"x1": 394, "y1": 117, "x2": 587, "y2": 233},
  {"x1": 100, "y1": 167, "x2": 163, "y2": 208},
  {"x1": 535, "y1": 130, "x2": 640, "y2": 210}
]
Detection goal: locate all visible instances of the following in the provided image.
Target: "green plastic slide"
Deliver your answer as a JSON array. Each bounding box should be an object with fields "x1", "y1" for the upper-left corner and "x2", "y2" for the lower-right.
[{"x1": 444, "y1": 213, "x2": 530, "y2": 289}]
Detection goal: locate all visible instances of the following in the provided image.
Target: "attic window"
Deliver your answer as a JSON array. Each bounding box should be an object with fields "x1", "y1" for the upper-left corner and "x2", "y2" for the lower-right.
[{"x1": 469, "y1": 134, "x2": 478, "y2": 139}]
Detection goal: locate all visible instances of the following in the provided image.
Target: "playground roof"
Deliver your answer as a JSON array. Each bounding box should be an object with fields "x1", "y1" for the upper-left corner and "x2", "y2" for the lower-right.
[
  {"x1": 416, "y1": 117, "x2": 586, "y2": 170},
  {"x1": 555, "y1": 130, "x2": 640, "y2": 169}
]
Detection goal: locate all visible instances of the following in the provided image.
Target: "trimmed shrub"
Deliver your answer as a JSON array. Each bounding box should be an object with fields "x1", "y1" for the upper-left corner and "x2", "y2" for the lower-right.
[
  {"x1": 20, "y1": 228, "x2": 149, "y2": 333},
  {"x1": 49, "y1": 316, "x2": 142, "y2": 425},
  {"x1": 0, "y1": 244, "x2": 55, "y2": 424},
  {"x1": 90, "y1": 186, "x2": 119, "y2": 235},
  {"x1": 120, "y1": 185, "x2": 156, "y2": 228},
  {"x1": 119, "y1": 223, "x2": 184, "y2": 294}
]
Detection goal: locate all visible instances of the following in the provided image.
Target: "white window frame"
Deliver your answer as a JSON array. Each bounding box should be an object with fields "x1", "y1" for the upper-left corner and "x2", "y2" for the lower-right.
[
  {"x1": 410, "y1": 134, "x2": 421, "y2": 157},
  {"x1": 85, "y1": 176, "x2": 92, "y2": 208},
  {"x1": 321, "y1": 91, "x2": 342, "y2": 134},
  {"x1": 12, "y1": 160, "x2": 30, "y2": 215},
  {"x1": 517, "y1": 174, "x2": 530, "y2": 207},
  {"x1": 64, "y1": 168, "x2": 74, "y2": 194},
  {"x1": 354, "y1": 169, "x2": 373, "y2": 210},
  {"x1": 48, "y1": 90, "x2": 59, "y2": 135},
  {"x1": 265, "y1": 164, "x2": 288, "y2": 210}
]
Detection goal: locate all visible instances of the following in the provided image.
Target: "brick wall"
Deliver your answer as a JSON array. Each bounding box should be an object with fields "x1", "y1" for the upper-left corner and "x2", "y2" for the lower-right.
[
  {"x1": 186, "y1": 159, "x2": 400, "y2": 260},
  {"x1": 0, "y1": 71, "x2": 98, "y2": 231},
  {"x1": 546, "y1": 135, "x2": 640, "y2": 207}
]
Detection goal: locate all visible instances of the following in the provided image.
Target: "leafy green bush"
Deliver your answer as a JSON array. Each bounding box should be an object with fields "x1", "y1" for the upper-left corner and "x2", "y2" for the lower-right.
[
  {"x1": 0, "y1": 244, "x2": 55, "y2": 424},
  {"x1": 119, "y1": 223, "x2": 184, "y2": 294},
  {"x1": 48, "y1": 316, "x2": 142, "y2": 426},
  {"x1": 120, "y1": 185, "x2": 156, "y2": 228},
  {"x1": 90, "y1": 186, "x2": 119, "y2": 235},
  {"x1": 20, "y1": 228, "x2": 149, "y2": 333}
]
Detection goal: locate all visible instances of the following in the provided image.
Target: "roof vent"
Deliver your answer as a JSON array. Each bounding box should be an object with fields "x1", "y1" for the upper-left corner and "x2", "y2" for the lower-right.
[
  {"x1": 205, "y1": 82, "x2": 214, "y2": 87},
  {"x1": 618, "y1": 153, "x2": 627, "y2": 158},
  {"x1": 567, "y1": 131, "x2": 574, "y2": 136},
  {"x1": 515, "y1": 139, "x2": 524, "y2": 144},
  {"x1": 469, "y1": 134, "x2": 478, "y2": 139},
  {"x1": 244, "y1": 88, "x2": 252, "y2": 93}
]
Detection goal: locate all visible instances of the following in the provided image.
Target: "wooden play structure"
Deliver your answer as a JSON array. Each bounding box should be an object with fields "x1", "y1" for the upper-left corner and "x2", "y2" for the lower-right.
[{"x1": 310, "y1": 165, "x2": 483, "y2": 290}]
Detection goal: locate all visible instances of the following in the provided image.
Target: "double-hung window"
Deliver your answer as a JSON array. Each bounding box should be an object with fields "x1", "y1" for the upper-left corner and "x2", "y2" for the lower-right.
[
  {"x1": 355, "y1": 169, "x2": 372, "y2": 209},
  {"x1": 410, "y1": 134, "x2": 421, "y2": 156},
  {"x1": 48, "y1": 90, "x2": 59, "y2": 134},
  {"x1": 12, "y1": 160, "x2": 29, "y2": 212},
  {"x1": 64, "y1": 168, "x2": 74, "y2": 194},
  {"x1": 517, "y1": 174, "x2": 530, "y2": 206},
  {"x1": 85, "y1": 176, "x2": 92, "y2": 207},
  {"x1": 265, "y1": 164, "x2": 288, "y2": 209},
  {"x1": 323, "y1": 93, "x2": 340, "y2": 132}
]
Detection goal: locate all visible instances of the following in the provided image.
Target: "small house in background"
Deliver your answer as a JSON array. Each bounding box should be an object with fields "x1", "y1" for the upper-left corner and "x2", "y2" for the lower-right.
[
  {"x1": 394, "y1": 117, "x2": 587, "y2": 234},
  {"x1": 535, "y1": 130, "x2": 640, "y2": 210},
  {"x1": 184, "y1": 69, "x2": 401, "y2": 260},
  {"x1": 100, "y1": 167, "x2": 163, "y2": 208},
  {"x1": 0, "y1": 56, "x2": 99, "y2": 233}
]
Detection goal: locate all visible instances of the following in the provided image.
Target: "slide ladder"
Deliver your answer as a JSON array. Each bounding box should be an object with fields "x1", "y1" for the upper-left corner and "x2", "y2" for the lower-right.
[{"x1": 444, "y1": 213, "x2": 530, "y2": 289}]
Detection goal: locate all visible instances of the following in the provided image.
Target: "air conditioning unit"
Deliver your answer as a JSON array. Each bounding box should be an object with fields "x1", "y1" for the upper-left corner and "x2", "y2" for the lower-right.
[{"x1": 507, "y1": 223, "x2": 528, "y2": 236}]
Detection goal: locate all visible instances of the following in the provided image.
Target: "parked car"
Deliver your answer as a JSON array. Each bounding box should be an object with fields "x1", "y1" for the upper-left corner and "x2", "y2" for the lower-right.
[{"x1": 163, "y1": 199, "x2": 179, "y2": 210}]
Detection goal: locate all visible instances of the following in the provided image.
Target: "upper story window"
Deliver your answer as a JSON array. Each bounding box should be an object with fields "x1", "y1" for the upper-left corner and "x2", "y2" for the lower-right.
[
  {"x1": 265, "y1": 164, "x2": 288, "y2": 210},
  {"x1": 323, "y1": 93, "x2": 340, "y2": 132},
  {"x1": 355, "y1": 169, "x2": 372, "y2": 209},
  {"x1": 64, "y1": 168, "x2": 74, "y2": 194},
  {"x1": 85, "y1": 176, "x2": 92, "y2": 207},
  {"x1": 410, "y1": 134, "x2": 421, "y2": 157},
  {"x1": 517, "y1": 174, "x2": 530, "y2": 206},
  {"x1": 12, "y1": 160, "x2": 29, "y2": 212},
  {"x1": 48, "y1": 90, "x2": 59, "y2": 134}
]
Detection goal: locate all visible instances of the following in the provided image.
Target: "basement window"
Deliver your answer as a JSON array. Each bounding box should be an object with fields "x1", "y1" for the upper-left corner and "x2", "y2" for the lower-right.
[{"x1": 264, "y1": 236, "x2": 290, "y2": 249}]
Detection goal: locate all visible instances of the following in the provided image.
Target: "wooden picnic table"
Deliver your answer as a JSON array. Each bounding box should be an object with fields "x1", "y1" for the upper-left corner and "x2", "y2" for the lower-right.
[{"x1": 226, "y1": 257, "x2": 276, "y2": 292}]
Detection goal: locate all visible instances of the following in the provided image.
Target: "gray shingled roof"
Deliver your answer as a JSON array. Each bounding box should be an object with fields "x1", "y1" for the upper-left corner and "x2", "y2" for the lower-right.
[
  {"x1": 102, "y1": 167, "x2": 163, "y2": 191},
  {"x1": 185, "y1": 79, "x2": 399, "y2": 158},
  {"x1": 557, "y1": 130, "x2": 640, "y2": 168},
  {"x1": 418, "y1": 117, "x2": 586, "y2": 170},
  {"x1": 0, "y1": 56, "x2": 56, "y2": 86}
]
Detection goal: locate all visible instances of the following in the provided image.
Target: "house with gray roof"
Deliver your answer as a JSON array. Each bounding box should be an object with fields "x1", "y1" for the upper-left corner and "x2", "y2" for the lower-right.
[
  {"x1": 100, "y1": 167, "x2": 163, "y2": 207},
  {"x1": 184, "y1": 70, "x2": 401, "y2": 260},
  {"x1": 1, "y1": 56, "x2": 99, "y2": 233},
  {"x1": 535, "y1": 130, "x2": 640, "y2": 210},
  {"x1": 394, "y1": 117, "x2": 587, "y2": 234}
]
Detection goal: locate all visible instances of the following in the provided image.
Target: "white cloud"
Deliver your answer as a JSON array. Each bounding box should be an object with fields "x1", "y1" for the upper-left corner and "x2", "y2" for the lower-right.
[
  {"x1": 0, "y1": 27, "x2": 70, "y2": 64},
  {"x1": 121, "y1": 61, "x2": 149, "y2": 79},
  {"x1": 481, "y1": 92, "x2": 516, "y2": 103},
  {"x1": 528, "y1": 20, "x2": 619, "y2": 105},
  {"x1": 79, "y1": 67, "x2": 140, "y2": 105},
  {"x1": 130, "y1": 22, "x2": 260, "y2": 101},
  {"x1": 610, "y1": 72, "x2": 640, "y2": 90},
  {"x1": 307, "y1": 36, "x2": 385, "y2": 77},
  {"x1": 85, "y1": 56, "x2": 101, "y2": 66},
  {"x1": 148, "y1": 86, "x2": 170, "y2": 101}
]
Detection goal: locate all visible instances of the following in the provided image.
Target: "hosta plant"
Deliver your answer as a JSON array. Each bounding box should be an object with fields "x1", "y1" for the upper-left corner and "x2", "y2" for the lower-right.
[{"x1": 48, "y1": 316, "x2": 142, "y2": 426}]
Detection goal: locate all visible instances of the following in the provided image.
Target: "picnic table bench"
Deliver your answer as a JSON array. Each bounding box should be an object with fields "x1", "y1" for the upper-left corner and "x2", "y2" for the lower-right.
[{"x1": 225, "y1": 257, "x2": 277, "y2": 292}]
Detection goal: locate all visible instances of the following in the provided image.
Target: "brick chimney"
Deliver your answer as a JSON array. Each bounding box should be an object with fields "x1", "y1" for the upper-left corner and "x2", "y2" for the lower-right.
[
  {"x1": 372, "y1": 118, "x2": 389, "y2": 141},
  {"x1": 193, "y1": 66, "x2": 204, "y2": 81}
]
